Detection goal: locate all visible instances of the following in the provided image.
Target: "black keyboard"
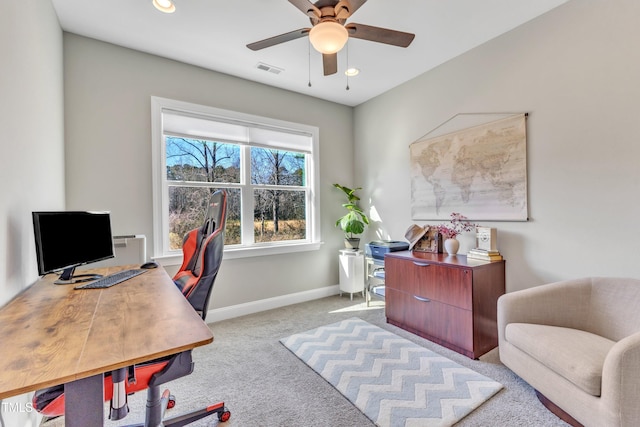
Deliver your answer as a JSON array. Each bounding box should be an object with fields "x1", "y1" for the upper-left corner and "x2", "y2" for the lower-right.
[{"x1": 75, "y1": 269, "x2": 147, "y2": 290}]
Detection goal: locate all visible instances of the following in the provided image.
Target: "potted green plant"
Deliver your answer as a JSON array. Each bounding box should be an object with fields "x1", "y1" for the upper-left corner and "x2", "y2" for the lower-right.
[{"x1": 333, "y1": 183, "x2": 370, "y2": 250}]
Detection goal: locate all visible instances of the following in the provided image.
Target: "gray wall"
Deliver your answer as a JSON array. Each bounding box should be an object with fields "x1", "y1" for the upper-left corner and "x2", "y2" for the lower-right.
[
  {"x1": 63, "y1": 34, "x2": 354, "y2": 309},
  {"x1": 354, "y1": 0, "x2": 640, "y2": 291},
  {"x1": 0, "y1": 2, "x2": 65, "y2": 301},
  {"x1": 0, "y1": 0, "x2": 64, "y2": 423}
]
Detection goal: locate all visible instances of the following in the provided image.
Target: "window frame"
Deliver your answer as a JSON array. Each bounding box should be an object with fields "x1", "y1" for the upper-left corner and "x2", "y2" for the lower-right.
[{"x1": 151, "y1": 97, "x2": 321, "y2": 264}]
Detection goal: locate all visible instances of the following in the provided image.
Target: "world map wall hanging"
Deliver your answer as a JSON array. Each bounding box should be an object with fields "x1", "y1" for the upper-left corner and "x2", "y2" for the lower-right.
[{"x1": 410, "y1": 113, "x2": 528, "y2": 221}]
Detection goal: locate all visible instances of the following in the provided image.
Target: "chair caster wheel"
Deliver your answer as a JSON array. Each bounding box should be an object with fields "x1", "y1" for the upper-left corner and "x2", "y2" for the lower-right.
[
  {"x1": 167, "y1": 395, "x2": 176, "y2": 409},
  {"x1": 218, "y1": 407, "x2": 231, "y2": 422}
]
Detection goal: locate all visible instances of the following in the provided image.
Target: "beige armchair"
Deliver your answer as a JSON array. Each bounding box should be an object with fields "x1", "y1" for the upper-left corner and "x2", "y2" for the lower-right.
[{"x1": 498, "y1": 277, "x2": 640, "y2": 427}]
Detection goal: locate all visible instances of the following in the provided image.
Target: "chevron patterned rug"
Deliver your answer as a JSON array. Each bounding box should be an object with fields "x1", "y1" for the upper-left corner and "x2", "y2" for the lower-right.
[{"x1": 280, "y1": 317, "x2": 503, "y2": 427}]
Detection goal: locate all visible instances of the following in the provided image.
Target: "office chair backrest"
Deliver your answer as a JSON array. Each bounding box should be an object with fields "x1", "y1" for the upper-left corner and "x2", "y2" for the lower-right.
[{"x1": 173, "y1": 190, "x2": 227, "y2": 320}]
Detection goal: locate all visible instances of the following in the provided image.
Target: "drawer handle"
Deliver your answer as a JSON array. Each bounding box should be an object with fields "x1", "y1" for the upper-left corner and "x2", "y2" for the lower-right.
[
  {"x1": 413, "y1": 295, "x2": 431, "y2": 303},
  {"x1": 412, "y1": 262, "x2": 431, "y2": 267}
]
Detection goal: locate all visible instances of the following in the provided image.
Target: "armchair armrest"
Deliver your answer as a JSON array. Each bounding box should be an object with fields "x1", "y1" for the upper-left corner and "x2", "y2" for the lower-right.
[
  {"x1": 498, "y1": 278, "x2": 593, "y2": 343},
  {"x1": 601, "y1": 331, "x2": 640, "y2": 425}
]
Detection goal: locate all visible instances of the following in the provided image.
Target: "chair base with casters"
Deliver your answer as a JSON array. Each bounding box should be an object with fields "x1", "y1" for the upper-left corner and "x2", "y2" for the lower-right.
[{"x1": 33, "y1": 350, "x2": 231, "y2": 426}]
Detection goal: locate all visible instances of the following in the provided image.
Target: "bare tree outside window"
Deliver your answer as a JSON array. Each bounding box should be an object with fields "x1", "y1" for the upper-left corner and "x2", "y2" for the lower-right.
[
  {"x1": 166, "y1": 137, "x2": 241, "y2": 248},
  {"x1": 165, "y1": 138, "x2": 307, "y2": 249},
  {"x1": 251, "y1": 147, "x2": 306, "y2": 242},
  {"x1": 167, "y1": 137, "x2": 240, "y2": 183}
]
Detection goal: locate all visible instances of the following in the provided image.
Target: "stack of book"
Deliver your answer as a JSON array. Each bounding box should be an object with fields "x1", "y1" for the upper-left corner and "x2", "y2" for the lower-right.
[{"x1": 467, "y1": 248, "x2": 503, "y2": 261}]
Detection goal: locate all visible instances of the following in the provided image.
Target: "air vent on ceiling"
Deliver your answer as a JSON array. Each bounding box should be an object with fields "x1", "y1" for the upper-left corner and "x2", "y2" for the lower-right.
[{"x1": 256, "y1": 62, "x2": 283, "y2": 75}]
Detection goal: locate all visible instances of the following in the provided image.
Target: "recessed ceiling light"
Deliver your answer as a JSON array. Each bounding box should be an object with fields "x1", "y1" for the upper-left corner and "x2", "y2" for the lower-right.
[
  {"x1": 345, "y1": 68, "x2": 360, "y2": 77},
  {"x1": 153, "y1": 0, "x2": 175, "y2": 13}
]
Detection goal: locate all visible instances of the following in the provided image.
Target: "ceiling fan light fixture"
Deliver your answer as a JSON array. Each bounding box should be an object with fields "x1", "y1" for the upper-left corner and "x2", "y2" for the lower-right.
[
  {"x1": 152, "y1": 0, "x2": 175, "y2": 13},
  {"x1": 309, "y1": 22, "x2": 348, "y2": 54}
]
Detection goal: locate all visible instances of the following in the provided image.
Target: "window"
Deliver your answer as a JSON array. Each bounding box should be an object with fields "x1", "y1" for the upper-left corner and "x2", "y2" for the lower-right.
[{"x1": 151, "y1": 97, "x2": 321, "y2": 262}]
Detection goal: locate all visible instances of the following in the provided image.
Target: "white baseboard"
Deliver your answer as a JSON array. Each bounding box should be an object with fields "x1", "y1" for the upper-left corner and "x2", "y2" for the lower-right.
[{"x1": 205, "y1": 285, "x2": 340, "y2": 324}]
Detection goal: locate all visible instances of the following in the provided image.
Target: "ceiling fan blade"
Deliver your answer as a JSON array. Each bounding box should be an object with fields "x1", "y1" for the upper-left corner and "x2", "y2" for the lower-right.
[
  {"x1": 288, "y1": 0, "x2": 321, "y2": 19},
  {"x1": 247, "y1": 28, "x2": 310, "y2": 51},
  {"x1": 322, "y1": 53, "x2": 338, "y2": 76},
  {"x1": 344, "y1": 0, "x2": 367, "y2": 15},
  {"x1": 346, "y1": 23, "x2": 415, "y2": 48}
]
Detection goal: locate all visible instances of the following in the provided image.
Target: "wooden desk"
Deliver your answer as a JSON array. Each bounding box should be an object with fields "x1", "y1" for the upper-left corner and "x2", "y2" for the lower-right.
[{"x1": 0, "y1": 265, "x2": 213, "y2": 425}]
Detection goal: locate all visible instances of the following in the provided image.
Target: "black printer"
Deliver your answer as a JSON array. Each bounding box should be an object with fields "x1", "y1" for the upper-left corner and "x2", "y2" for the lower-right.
[{"x1": 366, "y1": 240, "x2": 409, "y2": 260}]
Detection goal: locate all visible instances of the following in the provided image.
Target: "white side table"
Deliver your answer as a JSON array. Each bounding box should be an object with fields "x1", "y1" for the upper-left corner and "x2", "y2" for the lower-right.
[{"x1": 339, "y1": 249, "x2": 365, "y2": 300}]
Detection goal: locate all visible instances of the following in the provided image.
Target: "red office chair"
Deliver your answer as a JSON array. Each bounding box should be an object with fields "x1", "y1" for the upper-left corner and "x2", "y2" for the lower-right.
[
  {"x1": 174, "y1": 189, "x2": 227, "y2": 320},
  {"x1": 33, "y1": 190, "x2": 230, "y2": 426}
]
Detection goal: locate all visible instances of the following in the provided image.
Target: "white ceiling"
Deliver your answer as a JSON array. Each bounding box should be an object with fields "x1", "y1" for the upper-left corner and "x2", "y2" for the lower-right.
[{"x1": 51, "y1": 0, "x2": 568, "y2": 107}]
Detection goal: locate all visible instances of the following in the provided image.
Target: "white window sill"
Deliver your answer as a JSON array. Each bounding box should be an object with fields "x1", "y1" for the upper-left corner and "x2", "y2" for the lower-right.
[{"x1": 154, "y1": 241, "x2": 324, "y2": 267}]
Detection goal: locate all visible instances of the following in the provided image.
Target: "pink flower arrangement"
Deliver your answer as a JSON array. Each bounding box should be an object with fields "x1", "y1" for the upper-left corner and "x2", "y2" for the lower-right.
[{"x1": 437, "y1": 213, "x2": 477, "y2": 239}]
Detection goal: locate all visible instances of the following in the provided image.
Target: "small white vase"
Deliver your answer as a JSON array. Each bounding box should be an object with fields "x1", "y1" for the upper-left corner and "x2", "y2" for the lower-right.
[{"x1": 444, "y1": 238, "x2": 460, "y2": 255}]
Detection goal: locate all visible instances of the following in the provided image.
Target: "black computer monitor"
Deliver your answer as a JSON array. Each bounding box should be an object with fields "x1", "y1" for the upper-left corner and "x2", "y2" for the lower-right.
[{"x1": 32, "y1": 211, "x2": 115, "y2": 284}]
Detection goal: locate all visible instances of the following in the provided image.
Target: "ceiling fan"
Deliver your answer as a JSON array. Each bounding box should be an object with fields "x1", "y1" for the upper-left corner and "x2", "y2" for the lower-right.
[{"x1": 246, "y1": 0, "x2": 415, "y2": 76}]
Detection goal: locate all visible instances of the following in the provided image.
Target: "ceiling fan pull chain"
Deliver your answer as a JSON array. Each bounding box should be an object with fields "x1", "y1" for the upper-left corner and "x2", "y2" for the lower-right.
[
  {"x1": 346, "y1": 40, "x2": 350, "y2": 91},
  {"x1": 308, "y1": 38, "x2": 312, "y2": 87}
]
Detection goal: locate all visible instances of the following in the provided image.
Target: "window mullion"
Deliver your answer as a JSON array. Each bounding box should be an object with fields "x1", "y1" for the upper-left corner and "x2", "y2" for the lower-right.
[
  {"x1": 251, "y1": 184, "x2": 307, "y2": 191},
  {"x1": 305, "y1": 152, "x2": 314, "y2": 242},
  {"x1": 167, "y1": 181, "x2": 227, "y2": 188},
  {"x1": 240, "y1": 145, "x2": 254, "y2": 246}
]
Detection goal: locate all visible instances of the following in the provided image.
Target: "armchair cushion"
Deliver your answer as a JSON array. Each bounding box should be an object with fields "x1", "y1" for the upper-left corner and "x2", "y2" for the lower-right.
[{"x1": 506, "y1": 323, "x2": 615, "y2": 396}]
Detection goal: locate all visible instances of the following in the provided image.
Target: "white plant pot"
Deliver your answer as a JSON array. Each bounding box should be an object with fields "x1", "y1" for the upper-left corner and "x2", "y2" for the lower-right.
[{"x1": 345, "y1": 238, "x2": 360, "y2": 250}]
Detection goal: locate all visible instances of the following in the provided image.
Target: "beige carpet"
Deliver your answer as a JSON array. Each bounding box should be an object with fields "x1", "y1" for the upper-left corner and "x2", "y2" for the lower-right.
[{"x1": 43, "y1": 295, "x2": 569, "y2": 426}]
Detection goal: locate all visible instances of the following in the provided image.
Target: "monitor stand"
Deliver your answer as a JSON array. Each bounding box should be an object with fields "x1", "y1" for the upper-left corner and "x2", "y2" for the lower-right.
[{"x1": 54, "y1": 266, "x2": 103, "y2": 285}]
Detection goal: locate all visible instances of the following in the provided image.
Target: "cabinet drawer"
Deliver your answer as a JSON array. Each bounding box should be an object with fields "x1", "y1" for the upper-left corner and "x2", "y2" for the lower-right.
[
  {"x1": 385, "y1": 288, "x2": 473, "y2": 351},
  {"x1": 385, "y1": 257, "x2": 472, "y2": 309}
]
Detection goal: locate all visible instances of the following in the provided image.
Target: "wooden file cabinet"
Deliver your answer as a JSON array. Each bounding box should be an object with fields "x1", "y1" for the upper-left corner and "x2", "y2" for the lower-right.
[{"x1": 384, "y1": 251, "x2": 505, "y2": 359}]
